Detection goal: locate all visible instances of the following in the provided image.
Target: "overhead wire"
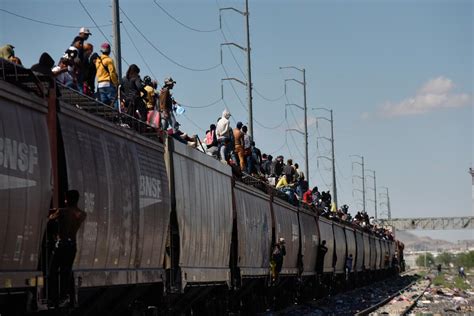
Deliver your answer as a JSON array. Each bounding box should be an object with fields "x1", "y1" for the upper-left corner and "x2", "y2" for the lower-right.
[
  {"x1": 182, "y1": 113, "x2": 206, "y2": 133},
  {"x1": 0, "y1": 8, "x2": 113, "y2": 29},
  {"x1": 180, "y1": 97, "x2": 222, "y2": 109},
  {"x1": 218, "y1": 6, "x2": 288, "y2": 127},
  {"x1": 78, "y1": 0, "x2": 129, "y2": 66},
  {"x1": 152, "y1": 0, "x2": 220, "y2": 33},
  {"x1": 121, "y1": 22, "x2": 157, "y2": 80},
  {"x1": 120, "y1": 7, "x2": 221, "y2": 72}
]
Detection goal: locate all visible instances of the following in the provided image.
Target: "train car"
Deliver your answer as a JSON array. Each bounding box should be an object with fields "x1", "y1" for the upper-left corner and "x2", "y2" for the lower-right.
[
  {"x1": 0, "y1": 61, "x2": 404, "y2": 315},
  {"x1": 344, "y1": 226, "x2": 357, "y2": 273},
  {"x1": 318, "y1": 217, "x2": 335, "y2": 275},
  {"x1": 0, "y1": 70, "x2": 52, "y2": 292},
  {"x1": 354, "y1": 229, "x2": 365, "y2": 273}
]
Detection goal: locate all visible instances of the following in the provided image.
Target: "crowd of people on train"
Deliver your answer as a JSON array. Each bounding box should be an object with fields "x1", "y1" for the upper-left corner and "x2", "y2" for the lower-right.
[{"x1": 1, "y1": 28, "x2": 393, "y2": 241}]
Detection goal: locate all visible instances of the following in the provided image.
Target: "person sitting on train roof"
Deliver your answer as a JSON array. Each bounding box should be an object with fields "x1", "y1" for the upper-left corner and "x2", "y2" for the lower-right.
[
  {"x1": 31, "y1": 52, "x2": 55, "y2": 77},
  {"x1": 302, "y1": 186, "x2": 313, "y2": 205},
  {"x1": 270, "y1": 155, "x2": 284, "y2": 178},
  {"x1": 171, "y1": 122, "x2": 196, "y2": 147},
  {"x1": 52, "y1": 57, "x2": 75, "y2": 89},
  {"x1": 95, "y1": 42, "x2": 119, "y2": 107}
]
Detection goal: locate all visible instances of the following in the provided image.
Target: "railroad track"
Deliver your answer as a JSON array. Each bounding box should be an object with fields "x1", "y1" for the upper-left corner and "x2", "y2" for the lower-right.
[{"x1": 357, "y1": 270, "x2": 431, "y2": 316}]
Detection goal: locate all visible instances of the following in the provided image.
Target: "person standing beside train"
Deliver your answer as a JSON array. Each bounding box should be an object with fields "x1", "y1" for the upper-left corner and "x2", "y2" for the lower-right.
[
  {"x1": 316, "y1": 240, "x2": 328, "y2": 278},
  {"x1": 48, "y1": 190, "x2": 87, "y2": 307},
  {"x1": 271, "y1": 238, "x2": 286, "y2": 282}
]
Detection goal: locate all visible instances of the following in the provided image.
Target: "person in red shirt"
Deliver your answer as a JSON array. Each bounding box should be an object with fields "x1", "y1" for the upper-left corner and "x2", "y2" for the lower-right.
[{"x1": 302, "y1": 188, "x2": 313, "y2": 204}]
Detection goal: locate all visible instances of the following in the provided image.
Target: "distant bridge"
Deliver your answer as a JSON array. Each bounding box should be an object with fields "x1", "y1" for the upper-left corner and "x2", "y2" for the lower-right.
[{"x1": 379, "y1": 217, "x2": 474, "y2": 230}]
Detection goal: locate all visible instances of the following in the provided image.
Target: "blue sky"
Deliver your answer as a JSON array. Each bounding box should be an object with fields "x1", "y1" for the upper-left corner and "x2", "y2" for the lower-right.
[{"x1": 1, "y1": 0, "x2": 472, "y2": 242}]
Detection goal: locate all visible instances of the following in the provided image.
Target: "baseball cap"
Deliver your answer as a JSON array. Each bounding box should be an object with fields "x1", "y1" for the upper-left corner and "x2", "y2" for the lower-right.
[
  {"x1": 79, "y1": 27, "x2": 92, "y2": 35},
  {"x1": 164, "y1": 77, "x2": 176, "y2": 85},
  {"x1": 100, "y1": 42, "x2": 111, "y2": 53}
]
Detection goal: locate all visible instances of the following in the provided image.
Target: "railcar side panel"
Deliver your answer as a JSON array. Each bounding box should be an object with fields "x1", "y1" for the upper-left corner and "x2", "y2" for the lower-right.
[
  {"x1": 344, "y1": 227, "x2": 356, "y2": 272},
  {"x1": 318, "y1": 217, "x2": 334, "y2": 273},
  {"x1": 59, "y1": 106, "x2": 170, "y2": 286},
  {"x1": 333, "y1": 223, "x2": 347, "y2": 274},
  {"x1": 354, "y1": 230, "x2": 364, "y2": 272},
  {"x1": 375, "y1": 238, "x2": 382, "y2": 270},
  {"x1": 173, "y1": 140, "x2": 233, "y2": 284},
  {"x1": 381, "y1": 240, "x2": 388, "y2": 269},
  {"x1": 0, "y1": 82, "x2": 52, "y2": 289},
  {"x1": 272, "y1": 201, "x2": 299, "y2": 275},
  {"x1": 234, "y1": 183, "x2": 272, "y2": 277},
  {"x1": 363, "y1": 232, "x2": 371, "y2": 270},
  {"x1": 388, "y1": 241, "x2": 394, "y2": 268},
  {"x1": 369, "y1": 235, "x2": 376, "y2": 270},
  {"x1": 298, "y1": 210, "x2": 319, "y2": 276}
]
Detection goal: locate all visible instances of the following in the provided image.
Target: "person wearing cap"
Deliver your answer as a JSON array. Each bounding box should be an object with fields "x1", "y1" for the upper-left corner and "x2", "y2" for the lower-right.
[
  {"x1": 0, "y1": 44, "x2": 15, "y2": 61},
  {"x1": 78, "y1": 27, "x2": 92, "y2": 41},
  {"x1": 216, "y1": 109, "x2": 232, "y2": 162},
  {"x1": 142, "y1": 76, "x2": 156, "y2": 111},
  {"x1": 159, "y1": 77, "x2": 177, "y2": 130},
  {"x1": 95, "y1": 42, "x2": 119, "y2": 107}
]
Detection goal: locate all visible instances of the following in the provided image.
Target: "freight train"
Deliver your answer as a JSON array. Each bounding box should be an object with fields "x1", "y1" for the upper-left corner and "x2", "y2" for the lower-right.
[{"x1": 0, "y1": 60, "x2": 404, "y2": 315}]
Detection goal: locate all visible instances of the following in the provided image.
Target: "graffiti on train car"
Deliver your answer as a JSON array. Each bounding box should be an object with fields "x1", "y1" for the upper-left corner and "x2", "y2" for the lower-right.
[{"x1": 0, "y1": 137, "x2": 39, "y2": 189}]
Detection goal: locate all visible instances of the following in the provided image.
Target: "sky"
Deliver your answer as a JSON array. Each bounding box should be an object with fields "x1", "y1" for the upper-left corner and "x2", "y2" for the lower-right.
[{"x1": 1, "y1": 0, "x2": 472, "y2": 242}]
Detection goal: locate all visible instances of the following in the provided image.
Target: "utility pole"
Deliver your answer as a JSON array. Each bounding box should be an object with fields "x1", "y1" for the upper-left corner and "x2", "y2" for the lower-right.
[
  {"x1": 313, "y1": 108, "x2": 336, "y2": 209},
  {"x1": 351, "y1": 155, "x2": 366, "y2": 212},
  {"x1": 281, "y1": 66, "x2": 308, "y2": 182},
  {"x1": 220, "y1": 1, "x2": 253, "y2": 137},
  {"x1": 366, "y1": 169, "x2": 377, "y2": 221},
  {"x1": 244, "y1": 0, "x2": 253, "y2": 137},
  {"x1": 112, "y1": 0, "x2": 122, "y2": 79},
  {"x1": 380, "y1": 186, "x2": 391, "y2": 220}
]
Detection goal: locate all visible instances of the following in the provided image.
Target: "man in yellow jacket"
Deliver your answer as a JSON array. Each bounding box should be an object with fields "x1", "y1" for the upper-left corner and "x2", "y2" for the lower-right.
[{"x1": 95, "y1": 42, "x2": 118, "y2": 107}]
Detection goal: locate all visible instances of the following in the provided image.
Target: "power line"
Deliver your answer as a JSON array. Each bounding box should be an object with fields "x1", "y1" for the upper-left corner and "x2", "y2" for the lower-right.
[
  {"x1": 153, "y1": 0, "x2": 220, "y2": 33},
  {"x1": 220, "y1": 19, "x2": 285, "y2": 103},
  {"x1": 120, "y1": 7, "x2": 221, "y2": 72},
  {"x1": 121, "y1": 22, "x2": 156, "y2": 80},
  {"x1": 286, "y1": 120, "x2": 305, "y2": 161},
  {"x1": 180, "y1": 97, "x2": 222, "y2": 109},
  {"x1": 0, "y1": 8, "x2": 113, "y2": 29},
  {"x1": 255, "y1": 118, "x2": 285, "y2": 130},
  {"x1": 182, "y1": 113, "x2": 206, "y2": 133},
  {"x1": 269, "y1": 134, "x2": 288, "y2": 155},
  {"x1": 78, "y1": 0, "x2": 129, "y2": 66},
  {"x1": 254, "y1": 89, "x2": 285, "y2": 102}
]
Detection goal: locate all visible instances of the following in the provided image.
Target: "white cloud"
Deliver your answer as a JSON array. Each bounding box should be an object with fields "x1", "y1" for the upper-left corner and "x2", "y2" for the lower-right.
[{"x1": 375, "y1": 76, "x2": 471, "y2": 118}]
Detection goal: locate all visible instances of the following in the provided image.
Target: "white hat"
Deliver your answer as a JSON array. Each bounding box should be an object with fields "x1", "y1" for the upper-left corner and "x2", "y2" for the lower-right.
[
  {"x1": 279, "y1": 237, "x2": 285, "y2": 242},
  {"x1": 79, "y1": 27, "x2": 92, "y2": 35}
]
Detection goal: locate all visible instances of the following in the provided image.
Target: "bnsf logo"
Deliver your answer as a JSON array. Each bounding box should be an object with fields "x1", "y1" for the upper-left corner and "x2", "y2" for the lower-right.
[
  {"x1": 0, "y1": 137, "x2": 38, "y2": 174},
  {"x1": 139, "y1": 175, "x2": 162, "y2": 202}
]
